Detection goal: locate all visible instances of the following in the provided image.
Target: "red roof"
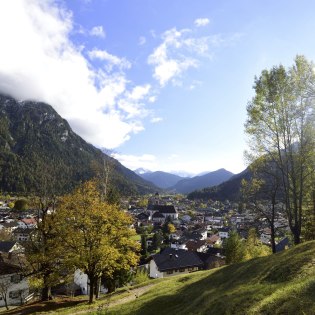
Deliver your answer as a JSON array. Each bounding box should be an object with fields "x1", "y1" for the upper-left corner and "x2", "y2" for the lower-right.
[{"x1": 21, "y1": 218, "x2": 37, "y2": 225}]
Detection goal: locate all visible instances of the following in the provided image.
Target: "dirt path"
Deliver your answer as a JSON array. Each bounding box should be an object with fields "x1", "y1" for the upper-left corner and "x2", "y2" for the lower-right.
[
  {"x1": 1, "y1": 284, "x2": 155, "y2": 315},
  {"x1": 71, "y1": 284, "x2": 155, "y2": 315}
]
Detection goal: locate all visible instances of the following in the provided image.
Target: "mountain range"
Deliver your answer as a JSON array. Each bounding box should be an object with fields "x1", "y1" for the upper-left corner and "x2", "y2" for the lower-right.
[
  {"x1": 187, "y1": 168, "x2": 251, "y2": 201},
  {"x1": 137, "y1": 168, "x2": 234, "y2": 194},
  {"x1": 137, "y1": 171, "x2": 187, "y2": 189},
  {"x1": 0, "y1": 93, "x2": 249, "y2": 199},
  {"x1": 0, "y1": 94, "x2": 158, "y2": 195}
]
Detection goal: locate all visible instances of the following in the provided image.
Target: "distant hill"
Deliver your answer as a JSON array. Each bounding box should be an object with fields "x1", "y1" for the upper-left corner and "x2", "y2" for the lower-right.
[
  {"x1": 0, "y1": 94, "x2": 157, "y2": 195},
  {"x1": 170, "y1": 168, "x2": 234, "y2": 194},
  {"x1": 187, "y1": 168, "x2": 250, "y2": 201},
  {"x1": 135, "y1": 168, "x2": 152, "y2": 175},
  {"x1": 139, "y1": 171, "x2": 186, "y2": 189}
]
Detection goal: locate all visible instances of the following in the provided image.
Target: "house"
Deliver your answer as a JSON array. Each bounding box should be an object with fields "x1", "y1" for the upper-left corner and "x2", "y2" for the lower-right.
[
  {"x1": 230, "y1": 214, "x2": 245, "y2": 225},
  {"x1": 196, "y1": 252, "x2": 225, "y2": 269},
  {"x1": 181, "y1": 215, "x2": 191, "y2": 223},
  {"x1": 152, "y1": 212, "x2": 165, "y2": 223},
  {"x1": 275, "y1": 237, "x2": 289, "y2": 252},
  {"x1": 136, "y1": 212, "x2": 150, "y2": 222},
  {"x1": 0, "y1": 261, "x2": 29, "y2": 307},
  {"x1": 73, "y1": 269, "x2": 88, "y2": 295},
  {"x1": 0, "y1": 241, "x2": 23, "y2": 254},
  {"x1": 204, "y1": 215, "x2": 224, "y2": 229},
  {"x1": 185, "y1": 239, "x2": 207, "y2": 252},
  {"x1": 218, "y1": 227, "x2": 230, "y2": 239},
  {"x1": 190, "y1": 228, "x2": 207, "y2": 240},
  {"x1": 148, "y1": 205, "x2": 179, "y2": 221},
  {"x1": 0, "y1": 221, "x2": 19, "y2": 233},
  {"x1": 260, "y1": 228, "x2": 271, "y2": 244},
  {"x1": 170, "y1": 239, "x2": 187, "y2": 250},
  {"x1": 207, "y1": 234, "x2": 221, "y2": 247},
  {"x1": 18, "y1": 218, "x2": 37, "y2": 229},
  {"x1": 13, "y1": 228, "x2": 34, "y2": 242},
  {"x1": 169, "y1": 230, "x2": 183, "y2": 241},
  {"x1": 149, "y1": 248, "x2": 203, "y2": 278}
]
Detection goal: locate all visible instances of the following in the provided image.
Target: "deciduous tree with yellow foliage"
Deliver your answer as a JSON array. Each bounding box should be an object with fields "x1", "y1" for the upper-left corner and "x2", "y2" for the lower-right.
[{"x1": 57, "y1": 180, "x2": 140, "y2": 304}]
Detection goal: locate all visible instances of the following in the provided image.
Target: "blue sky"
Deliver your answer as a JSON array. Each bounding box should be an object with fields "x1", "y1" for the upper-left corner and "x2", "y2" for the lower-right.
[{"x1": 1, "y1": 1, "x2": 315, "y2": 175}]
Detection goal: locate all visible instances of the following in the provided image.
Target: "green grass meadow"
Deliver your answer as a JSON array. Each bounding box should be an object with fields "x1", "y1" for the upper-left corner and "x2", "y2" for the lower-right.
[
  {"x1": 107, "y1": 241, "x2": 315, "y2": 315},
  {"x1": 3, "y1": 241, "x2": 315, "y2": 315}
]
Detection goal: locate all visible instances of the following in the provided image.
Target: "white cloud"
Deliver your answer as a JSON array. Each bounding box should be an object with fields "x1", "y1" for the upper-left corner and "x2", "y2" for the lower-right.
[
  {"x1": 88, "y1": 49, "x2": 131, "y2": 71},
  {"x1": 90, "y1": 25, "x2": 106, "y2": 38},
  {"x1": 112, "y1": 153, "x2": 158, "y2": 171},
  {"x1": 148, "y1": 27, "x2": 210, "y2": 86},
  {"x1": 0, "y1": 0, "x2": 153, "y2": 149},
  {"x1": 128, "y1": 84, "x2": 151, "y2": 101},
  {"x1": 138, "y1": 36, "x2": 146, "y2": 45},
  {"x1": 150, "y1": 117, "x2": 163, "y2": 123},
  {"x1": 188, "y1": 80, "x2": 202, "y2": 90},
  {"x1": 194, "y1": 18, "x2": 210, "y2": 27}
]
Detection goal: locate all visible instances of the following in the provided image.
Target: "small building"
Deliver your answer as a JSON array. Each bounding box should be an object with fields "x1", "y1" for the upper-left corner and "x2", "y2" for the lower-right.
[
  {"x1": 275, "y1": 237, "x2": 289, "y2": 253},
  {"x1": 0, "y1": 241, "x2": 23, "y2": 254},
  {"x1": 152, "y1": 212, "x2": 165, "y2": 223},
  {"x1": 136, "y1": 212, "x2": 150, "y2": 221},
  {"x1": 185, "y1": 239, "x2": 207, "y2": 253},
  {"x1": 207, "y1": 234, "x2": 222, "y2": 247},
  {"x1": 149, "y1": 248, "x2": 203, "y2": 278},
  {"x1": 260, "y1": 228, "x2": 271, "y2": 245},
  {"x1": 13, "y1": 228, "x2": 34, "y2": 242},
  {"x1": 218, "y1": 227, "x2": 230, "y2": 239},
  {"x1": 18, "y1": 218, "x2": 37, "y2": 229},
  {"x1": 0, "y1": 261, "x2": 29, "y2": 307}
]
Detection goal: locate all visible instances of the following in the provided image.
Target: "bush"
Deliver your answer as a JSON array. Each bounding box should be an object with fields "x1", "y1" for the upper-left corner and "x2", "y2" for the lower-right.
[
  {"x1": 14, "y1": 199, "x2": 28, "y2": 211},
  {"x1": 132, "y1": 269, "x2": 149, "y2": 285}
]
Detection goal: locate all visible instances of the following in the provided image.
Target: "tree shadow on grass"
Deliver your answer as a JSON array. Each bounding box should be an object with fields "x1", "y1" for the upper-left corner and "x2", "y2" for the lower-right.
[
  {"x1": 113, "y1": 271, "x2": 266, "y2": 315},
  {"x1": 2, "y1": 296, "x2": 88, "y2": 315},
  {"x1": 110, "y1": 242, "x2": 315, "y2": 315}
]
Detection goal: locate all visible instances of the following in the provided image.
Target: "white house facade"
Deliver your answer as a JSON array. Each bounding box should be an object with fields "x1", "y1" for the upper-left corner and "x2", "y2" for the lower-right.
[{"x1": 0, "y1": 263, "x2": 29, "y2": 307}]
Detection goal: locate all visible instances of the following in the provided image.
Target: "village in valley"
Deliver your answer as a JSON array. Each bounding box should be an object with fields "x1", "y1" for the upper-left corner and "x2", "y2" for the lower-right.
[{"x1": 0, "y1": 191, "x2": 290, "y2": 308}]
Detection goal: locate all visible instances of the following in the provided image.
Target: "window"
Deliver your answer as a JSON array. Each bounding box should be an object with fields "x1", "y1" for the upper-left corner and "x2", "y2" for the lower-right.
[
  {"x1": 9, "y1": 291, "x2": 20, "y2": 299},
  {"x1": 11, "y1": 274, "x2": 22, "y2": 283},
  {"x1": 166, "y1": 270, "x2": 173, "y2": 274},
  {"x1": 188, "y1": 267, "x2": 194, "y2": 271},
  {"x1": 179, "y1": 268, "x2": 185, "y2": 272}
]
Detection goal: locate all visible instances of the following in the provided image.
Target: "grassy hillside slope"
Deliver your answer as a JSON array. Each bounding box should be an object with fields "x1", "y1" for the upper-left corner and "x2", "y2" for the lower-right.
[
  {"x1": 3, "y1": 241, "x2": 315, "y2": 315},
  {"x1": 109, "y1": 241, "x2": 315, "y2": 315}
]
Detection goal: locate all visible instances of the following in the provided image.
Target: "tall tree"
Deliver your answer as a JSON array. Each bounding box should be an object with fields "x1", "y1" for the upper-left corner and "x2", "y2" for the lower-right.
[
  {"x1": 245, "y1": 55, "x2": 315, "y2": 244},
  {"x1": 223, "y1": 231, "x2": 244, "y2": 264},
  {"x1": 241, "y1": 157, "x2": 283, "y2": 253},
  {"x1": 57, "y1": 181, "x2": 139, "y2": 304},
  {"x1": 25, "y1": 196, "x2": 63, "y2": 301}
]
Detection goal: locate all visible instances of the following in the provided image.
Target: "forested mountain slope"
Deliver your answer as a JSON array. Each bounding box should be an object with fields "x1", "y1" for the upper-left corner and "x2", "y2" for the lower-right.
[{"x1": 0, "y1": 94, "x2": 157, "y2": 195}]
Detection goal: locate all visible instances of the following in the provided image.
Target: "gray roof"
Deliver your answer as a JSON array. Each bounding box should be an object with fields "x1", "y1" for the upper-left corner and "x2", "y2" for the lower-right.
[
  {"x1": 152, "y1": 247, "x2": 203, "y2": 271},
  {"x1": 0, "y1": 261, "x2": 22, "y2": 276},
  {"x1": 152, "y1": 212, "x2": 165, "y2": 218},
  {"x1": 275, "y1": 237, "x2": 289, "y2": 252},
  {"x1": 0, "y1": 241, "x2": 17, "y2": 253},
  {"x1": 151, "y1": 205, "x2": 177, "y2": 214},
  {"x1": 136, "y1": 212, "x2": 149, "y2": 220}
]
